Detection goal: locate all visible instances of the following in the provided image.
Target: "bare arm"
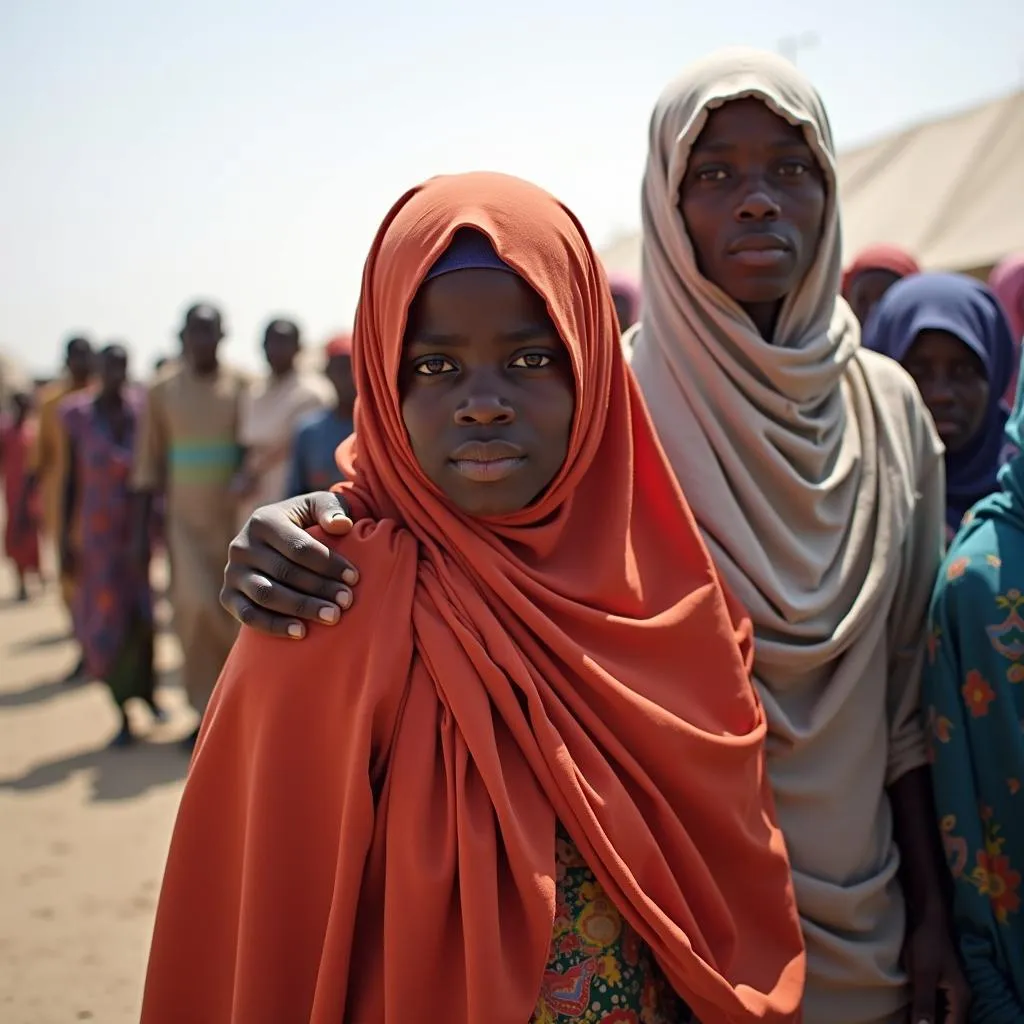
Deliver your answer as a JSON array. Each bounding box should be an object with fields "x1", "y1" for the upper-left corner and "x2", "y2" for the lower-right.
[{"x1": 60, "y1": 434, "x2": 79, "y2": 573}]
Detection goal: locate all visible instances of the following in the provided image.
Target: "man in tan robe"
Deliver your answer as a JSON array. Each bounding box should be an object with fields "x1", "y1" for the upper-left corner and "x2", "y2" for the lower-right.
[
  {"x1": 231, "y1": 318, "x2": 329, "y2": 527},
  {"x1": 23, "y1": 336, "x2": 94, "y2": 679},
  {"x1": 132, "y1": 304, "x2": 247, "y2": 749}
]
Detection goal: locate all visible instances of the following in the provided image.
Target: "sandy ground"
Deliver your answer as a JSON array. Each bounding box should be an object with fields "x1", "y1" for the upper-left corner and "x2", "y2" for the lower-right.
[{"x1": 0, "y1": 554, "x2": 191, "y2": 1024}]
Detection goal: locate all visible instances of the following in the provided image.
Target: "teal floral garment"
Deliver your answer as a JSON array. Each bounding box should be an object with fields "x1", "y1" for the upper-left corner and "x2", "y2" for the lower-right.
[
  {"x1": 530, "y1": 828, "x2": 695, "y2": 1024},
  {"x1": 923, "y1": 390, "x2": 1024, "y2": 1021}
]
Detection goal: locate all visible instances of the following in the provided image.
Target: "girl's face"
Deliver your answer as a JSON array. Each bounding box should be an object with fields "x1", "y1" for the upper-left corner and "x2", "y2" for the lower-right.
[
  {"x1": 401, "y1": 268, "x2": 575, "y2": 517},
  {"x1": 902, "y1": 329, "x2": 990, "y2": 452}
]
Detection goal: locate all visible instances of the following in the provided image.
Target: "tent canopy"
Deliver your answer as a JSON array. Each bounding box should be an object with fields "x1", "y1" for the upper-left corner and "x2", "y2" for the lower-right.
[{"x1": 600, "y1": 89, "x2": 1024, "y2": 280}]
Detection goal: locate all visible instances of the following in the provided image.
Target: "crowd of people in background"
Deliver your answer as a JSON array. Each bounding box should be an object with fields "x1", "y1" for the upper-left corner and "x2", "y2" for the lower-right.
[
  {"x1": 1, "y1": 44, "x2": 1024, "y2": 1024},
  {"x1": 0, "y1": 309, "x2": 360, "y2": 750}
]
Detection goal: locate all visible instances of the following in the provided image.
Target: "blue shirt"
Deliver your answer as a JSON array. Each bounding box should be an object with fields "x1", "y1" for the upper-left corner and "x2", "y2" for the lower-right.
[{"x1": 284, "y1": 408, "x2": 353, "y2": 497}]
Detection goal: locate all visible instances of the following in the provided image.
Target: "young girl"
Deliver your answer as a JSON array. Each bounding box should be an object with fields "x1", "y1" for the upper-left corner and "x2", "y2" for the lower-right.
[{"x1": 142, "y1": 173, "x2": 804, "y2": 1023}]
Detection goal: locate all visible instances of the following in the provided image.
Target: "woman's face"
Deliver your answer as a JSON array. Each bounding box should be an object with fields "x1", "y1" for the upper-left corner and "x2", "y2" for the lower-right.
[
  {"x1": 901, "y1": 329, "x2": 990, "y2": 452},
  {"x1": 679, "y1": 98, "x2": 827, "y2": 335},
  {"x1": 401, "y1": 268, "x2": 575, "y2": 517},
  {"x1": 847, "y1": 269, "x2": 901, "y2": 326}
]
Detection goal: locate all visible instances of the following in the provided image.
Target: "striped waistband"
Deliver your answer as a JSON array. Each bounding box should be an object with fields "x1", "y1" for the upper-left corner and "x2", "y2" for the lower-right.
[{"x1": 169, "y1": 440, "x2": 241, "y2": 482}]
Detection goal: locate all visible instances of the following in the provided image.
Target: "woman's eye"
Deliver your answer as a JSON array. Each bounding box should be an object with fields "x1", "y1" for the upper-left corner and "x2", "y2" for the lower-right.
[
  {"x1": 696, "y1": 167, "x2": 727, "y2": 182},
  {"x1": 511, "y1": 352, "x2": 553, "y2": 369},
  {"x1": 413, "y1": 356, "x2": 456, "y2": 376},
  {"x1": 953, "y1": 363, "x2": 984, "y2": 382},
  {"x1": 778, "y1": 160, "x2": 810, "y2": 177}
]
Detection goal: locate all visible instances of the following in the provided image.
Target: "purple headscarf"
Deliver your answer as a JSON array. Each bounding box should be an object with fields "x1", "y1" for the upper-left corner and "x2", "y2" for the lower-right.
[{"x1": 863, "y1": 272, "x2": 1017, "y2": 533}]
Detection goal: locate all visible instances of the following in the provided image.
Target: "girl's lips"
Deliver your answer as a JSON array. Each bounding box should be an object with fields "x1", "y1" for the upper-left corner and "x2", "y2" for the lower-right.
[{"x1": 450, "y1": 457, "x2": 527, "y2": 482}]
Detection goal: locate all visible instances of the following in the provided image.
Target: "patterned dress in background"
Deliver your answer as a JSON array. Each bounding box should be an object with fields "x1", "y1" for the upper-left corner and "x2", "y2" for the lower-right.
[
  {"x1": 531, "y1": 828, "x2": 694, "y2": 1024},
  {"x1": 924, "y1": 507, "x2": 1024, "y2": 1019},
  {"x1": 62, "y1": 393, "x2": 155, "y2": 706}
]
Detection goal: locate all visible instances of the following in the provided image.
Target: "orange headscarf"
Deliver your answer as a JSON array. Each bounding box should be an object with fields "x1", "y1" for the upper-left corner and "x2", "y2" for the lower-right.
[{"x1": 142, "y1": 172, "x2": 804, "y2": 1024}]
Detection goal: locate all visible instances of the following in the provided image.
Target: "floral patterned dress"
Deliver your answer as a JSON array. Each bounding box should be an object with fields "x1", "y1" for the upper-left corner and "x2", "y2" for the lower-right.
[
  {"x1": 924, "y1": 496, "x2": 1024, "y2": 1020},
  {"x1": 530, "y1": 828, "x2": 695, "y2": 1024}
]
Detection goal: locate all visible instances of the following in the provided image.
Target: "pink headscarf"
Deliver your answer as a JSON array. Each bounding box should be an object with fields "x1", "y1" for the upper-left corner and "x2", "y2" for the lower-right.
[
  {"x1": 990, "y1": 255, "x2": 1024, "y2": 342},
  {"x1": 841, "y1": 244, "x2": 921, "y2": 297},
  {"x1": 325, "y1": 333, "x2": 353, "y2": 357},
  {"x1": 990, "y1": 254, "x2": 1024, "y2": 405}
]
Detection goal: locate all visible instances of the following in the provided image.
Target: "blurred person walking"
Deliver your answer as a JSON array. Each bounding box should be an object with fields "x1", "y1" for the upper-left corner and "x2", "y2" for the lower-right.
[
  {"x1": 61, "y1": 345, "x2": 162, "y2": 746},
  {"x1": 131, "y1": 304, "x2": 247, "y2": 750},
  {"x1": 284, "y1": 333, "x2": 356, "y2": 496},
  {"x1": 1, "y1": 392, "x2": 42, "y2": 601},
  {"x1": 22, "y1": 335, "x2": 94, "y2": 678},
  {"x1": 231, "y1": 318, "x2": 328, "y2": 522}
]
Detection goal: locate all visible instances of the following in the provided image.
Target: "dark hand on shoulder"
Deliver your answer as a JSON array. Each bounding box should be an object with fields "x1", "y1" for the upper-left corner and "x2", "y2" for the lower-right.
[{"x1": 220, "y1": 492, "x2": 359, "y2": 639}]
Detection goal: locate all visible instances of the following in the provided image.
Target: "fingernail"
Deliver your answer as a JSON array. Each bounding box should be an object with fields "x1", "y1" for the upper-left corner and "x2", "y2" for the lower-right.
[
  {"x1": 342, "y1": 568, "x2": 358, "y2": 585},
  {"x1": 335, "y1": 589, "x2": 352, "y2": 610},
  {"x1": 287, "y1": 623, "x2": 304, "y2": 639},
  {"x1": 319, "y1": 605, "x2": 339, "y2": 623},
  {"x1": 329, "y1": 512, "x2": 350, "y2": 523}
]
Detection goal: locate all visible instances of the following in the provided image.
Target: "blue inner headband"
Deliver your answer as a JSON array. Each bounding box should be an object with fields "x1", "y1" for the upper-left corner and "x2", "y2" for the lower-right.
[{"x1": 425, "y1": 228, "x2": 517, "y2": 281}]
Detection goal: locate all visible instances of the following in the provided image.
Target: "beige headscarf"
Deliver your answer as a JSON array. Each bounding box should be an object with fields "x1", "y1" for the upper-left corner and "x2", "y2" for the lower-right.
[
  {"x1": 629, "y1": 49, "x2": 943, "y2": 1023},
  {"x1": 630, "y1": 46, "x2": 913, "y2": 687}
]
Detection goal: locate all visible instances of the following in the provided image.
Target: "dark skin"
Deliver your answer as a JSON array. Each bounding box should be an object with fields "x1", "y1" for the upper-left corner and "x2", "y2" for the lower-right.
[
  {"x1": 679, "y1": 98, "x2": 826, "y2": 340},
  {"x1": 402, "y1": 269, "x2": 573, "y2": 517},
  {"x1": 901, "y1": 330, "x2": 989, "y2": 454},
  {"x1": 847, "y1": 268, "x2": 902, "y2": 326}
]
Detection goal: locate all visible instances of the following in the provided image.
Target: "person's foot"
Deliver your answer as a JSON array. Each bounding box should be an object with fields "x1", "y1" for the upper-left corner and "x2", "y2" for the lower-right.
[
  {"x1": 108, "y1": 721, "x2": 134, "y2": 749},
  {"x1": 62, "y1": 656, "x2": 86, "y2": 685},
  {"x1": 180, "y1": 727, "x2": 200, "y2": 753},
  {"x1": 15, "y1": 585, "x2": 28, "y2": 602},
  {"x1": 145, "y1": 698, "x2": 167, "y2": 723}
]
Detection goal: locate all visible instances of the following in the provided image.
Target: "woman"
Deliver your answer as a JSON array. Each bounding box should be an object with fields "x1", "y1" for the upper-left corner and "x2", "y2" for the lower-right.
[
  {"x1": 842, "y1": 244, "x2": 921, "y2": 326},
  {"x1": 923, "y1": 376, "x2": 1024, "y2": 1021},
  {"x1": 61, "y1": 345, "x2": 161, "y2": 746},
  {"x1": 218, "y1": 51, "x2": 967, "y2": 1023},
  {"x1": 144, "y1": 173, "x2": 805, "y2": 1023},
  {"x1": 989, "y1": 254, "x2": 1024, "y2": 405},
  {"x1": 1, "y1": 392, "x2": 41, "y2": 601},
  {"x1": 863, "y1": 273, "x2": 1016, "y2": 541}
]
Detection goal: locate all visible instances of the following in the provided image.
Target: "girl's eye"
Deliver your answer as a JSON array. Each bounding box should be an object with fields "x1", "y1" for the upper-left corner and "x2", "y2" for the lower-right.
[
  {"x1": 511, "y1": 352, "x2": 553, "y2": 369},
  {"x1": 413, "y1": 356, "x2": 457, "y2": 376}
]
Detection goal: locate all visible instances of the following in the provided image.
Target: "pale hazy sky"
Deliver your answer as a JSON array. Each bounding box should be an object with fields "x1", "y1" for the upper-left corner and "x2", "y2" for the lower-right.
[{"x1": 2, "y1": 0, "x2": 1021, "y2": 376}]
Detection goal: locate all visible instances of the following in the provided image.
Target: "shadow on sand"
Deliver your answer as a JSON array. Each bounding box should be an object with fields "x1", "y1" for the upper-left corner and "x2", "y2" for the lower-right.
[{"x1": 0, "y1": 728, "x2": 190, "y2": 803}]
